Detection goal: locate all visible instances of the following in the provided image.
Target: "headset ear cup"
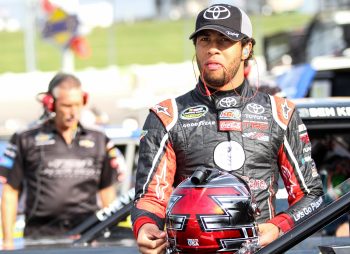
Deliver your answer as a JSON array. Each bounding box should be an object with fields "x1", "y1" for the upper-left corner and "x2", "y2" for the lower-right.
[
  {"x1": 41, "y1": 93, "x2": 55, "y2": 112},
  {"x1": 41, "y1": 91, "x2": 88, "y2": 112},
  {"x1": 83, "y1": 92, "x2": 88, "y2": 105}
]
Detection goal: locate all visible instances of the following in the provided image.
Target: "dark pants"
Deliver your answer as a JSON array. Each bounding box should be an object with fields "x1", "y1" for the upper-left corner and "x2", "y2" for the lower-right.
[{"x1": 24, "y1": 214, "x2": 93, "y2": 238}]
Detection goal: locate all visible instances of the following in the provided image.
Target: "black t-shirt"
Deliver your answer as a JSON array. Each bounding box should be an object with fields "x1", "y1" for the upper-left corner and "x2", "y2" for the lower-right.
[{"x1": 3, "y1": 120, "x2": 118, "y2": 221}]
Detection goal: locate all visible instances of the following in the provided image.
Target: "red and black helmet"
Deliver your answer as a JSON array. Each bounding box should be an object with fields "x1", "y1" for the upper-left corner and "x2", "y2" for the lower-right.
[{"x1": 166, "y1": 168, "x2": 258, "y2": 254}]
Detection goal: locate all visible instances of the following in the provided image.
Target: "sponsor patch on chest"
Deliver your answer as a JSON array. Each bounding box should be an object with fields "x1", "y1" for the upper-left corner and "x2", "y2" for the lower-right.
[
  {"x1": 79, "y1": 139, "x2": 95, "y2": 148},
  {"x1": 218, "y1": 120, "x2": 242, "y2": 131},
  {"x1": 35, "y1": 133, "x2": 55, "y2": 146},
  {"x1": 180, "y1": 105, "x2": 208, "y2": 120}
]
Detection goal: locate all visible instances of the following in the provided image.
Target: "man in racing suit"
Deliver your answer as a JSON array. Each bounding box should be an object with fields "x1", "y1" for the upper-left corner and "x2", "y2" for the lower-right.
[{"x1": 131, "y1": 4, "x2": 324, "y2": 253}]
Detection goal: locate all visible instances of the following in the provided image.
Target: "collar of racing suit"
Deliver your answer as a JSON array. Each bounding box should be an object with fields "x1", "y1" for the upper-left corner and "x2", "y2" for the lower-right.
[
  {"x1": 195, "y1": 78, "x2": 256, "y2": 109},
  {"x1": 197, "y1": 77, "x2": 246, "y2": 95}
]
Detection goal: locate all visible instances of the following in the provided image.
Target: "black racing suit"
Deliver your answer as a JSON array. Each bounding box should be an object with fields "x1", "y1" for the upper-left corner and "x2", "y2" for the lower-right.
[
  {"x1": 131, "y1": 80, "x2": 324, "y2": 237},
  {"x1": 2, "y1": 119, "x2": 118, "y2": 236}
]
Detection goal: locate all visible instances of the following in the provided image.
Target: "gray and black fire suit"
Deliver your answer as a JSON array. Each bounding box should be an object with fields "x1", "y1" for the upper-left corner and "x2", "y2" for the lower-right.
[{"x1": 131, "y1": 80, "x2": 324, "y2": 237}]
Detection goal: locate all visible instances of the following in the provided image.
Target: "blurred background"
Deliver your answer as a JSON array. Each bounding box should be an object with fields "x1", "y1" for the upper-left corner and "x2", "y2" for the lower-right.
[{"x1": 0, "y1": 0, "x2": 349, "y2": 134}]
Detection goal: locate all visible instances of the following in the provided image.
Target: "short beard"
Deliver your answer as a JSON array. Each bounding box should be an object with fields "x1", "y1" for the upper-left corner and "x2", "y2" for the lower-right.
[
  {"x1": 197, "y1": 57, "x2": 241, "y2": 89},
  {"x1": 203, "y1": 69, "x2": 230, "y2": 88}
]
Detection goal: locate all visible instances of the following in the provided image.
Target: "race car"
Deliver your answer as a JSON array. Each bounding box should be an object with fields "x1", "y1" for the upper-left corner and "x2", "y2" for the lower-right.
[{"x1": 263, "y1": 8, "x2": 350, "y2": 99}]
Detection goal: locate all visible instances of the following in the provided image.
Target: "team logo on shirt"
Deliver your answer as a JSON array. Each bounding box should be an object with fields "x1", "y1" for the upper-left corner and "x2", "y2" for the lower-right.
[
  {"x1": 293, "y1": 197, "x2": 323, "y2": 221},
  {"x1": 213, "y1": 141, "x2": 245, "y2": 171},
  {"x1": 298, "y1": 124, "x2": 307, "y2": 132},
  {"x1": 311, "y1": 162, "x2": 318, "y2": 177},
  {"x1": 43, "y1": 158, "x2": 99, "y2": 178},
  {"x1": 219, "y1": 120, "x2": 242, "y2": 131},
  {"x1": 182, "y1": 120, "x2": 215, "y2": 128},
  {"x1": 280, "y1": 166, "x2": 297, "y2": 198},
  {"x1": 219, "y1": 109, "x2": 241, "y2": 120},
  {"x1": 242, "y1": 132, "x2": 269, "y2": 142},
  {"x1": 155, "y1": 161, "x2": 169, "y2": 200},
  {"x1": 180, "y1": 105, "x2": 208, "y2": 120},
  {"x1": 247, "y1": 103, "x2": 265, "y2": 114},
  {"x1": 242, "y1": 114, "x2": 268, "y2": 121},
  {"x1": 35, "y1": 133, "x2": 55, "y2": 146},
  {"x1": 217, "y1": 97, "x2": 237, "y2": 108},
  {"x1": 282, "y1": 100, "x2": 292, "y2": 119},
  {"x1": 3, "y1": 143, "x2": 16, "y2": 159},
  {"x1": 79, "y1": 139, "x2": 95, "y2": 148},
  {"x1": 153, "y1": 104, "x2": 171, "y2": 117},
  {"x1": 242, "y1": 121, "x2": 269, "y2": 131},
  {"x1": 0, "y1": 143, "x2": 17, "y2": 169},
  {"x1": 299, "y1": 133, "x2": 310, "y2": 144},
  {"x1": 241, "y1": 176, "x2": 268, "y2": 191}
]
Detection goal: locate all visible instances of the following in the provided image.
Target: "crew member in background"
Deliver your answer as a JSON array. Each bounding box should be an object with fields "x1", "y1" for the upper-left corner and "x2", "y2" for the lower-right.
[
  {"x1": 131, "y1": 4, "x2": 324, "y2": 253},
  {"x1": 1, "y1": 73, "x2": 121, "y2": 249}
]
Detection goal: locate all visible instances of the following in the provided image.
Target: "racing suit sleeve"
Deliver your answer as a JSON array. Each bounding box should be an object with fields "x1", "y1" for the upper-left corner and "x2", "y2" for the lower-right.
[
  {"x1": 268, "y1": 105, "x2": 324, "y2": 233},
  {"x1": 131, "y1": 111, "x2": 176, "y2": 238}
]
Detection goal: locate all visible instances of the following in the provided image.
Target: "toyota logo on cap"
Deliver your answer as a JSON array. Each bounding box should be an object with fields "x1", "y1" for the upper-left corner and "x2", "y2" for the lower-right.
[
  {"x1": 203, "y1": 5, "x2": 231, "y2": 20},
  {"x1": 189, "y1": 4, "x2": 253, "y2": 41}
]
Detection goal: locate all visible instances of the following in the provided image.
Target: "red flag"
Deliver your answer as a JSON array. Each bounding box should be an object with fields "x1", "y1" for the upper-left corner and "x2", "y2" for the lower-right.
[
  {"x1": 70, "y1": 36, "x2": 92, "y2": 59},
  {"x1": 41, "y1": 0, "x2": 56, "y2": 13}
]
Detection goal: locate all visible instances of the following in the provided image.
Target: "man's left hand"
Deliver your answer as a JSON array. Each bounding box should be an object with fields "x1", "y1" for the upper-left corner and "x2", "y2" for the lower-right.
[{"x1": 258, "y1": 223, "x2": 280, "y2": 247}]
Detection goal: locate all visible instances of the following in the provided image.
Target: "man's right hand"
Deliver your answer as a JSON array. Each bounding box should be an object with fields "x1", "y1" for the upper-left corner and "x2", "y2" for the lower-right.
[{"x1": 137, "y1": 223, "x2": 168, "y2": 254}]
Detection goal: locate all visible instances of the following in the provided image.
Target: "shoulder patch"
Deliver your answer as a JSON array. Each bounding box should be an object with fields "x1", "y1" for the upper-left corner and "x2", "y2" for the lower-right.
[
  {"x1": 151, "y1": 98, "x2": 178, "y2": 131},
  {"x1": 270, "y1": 95, "x2": 295, "y2": 130}
]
